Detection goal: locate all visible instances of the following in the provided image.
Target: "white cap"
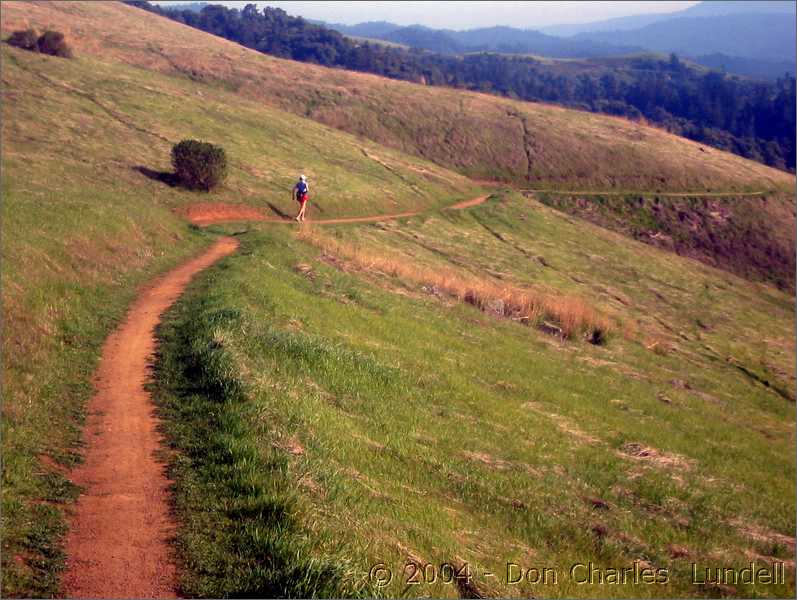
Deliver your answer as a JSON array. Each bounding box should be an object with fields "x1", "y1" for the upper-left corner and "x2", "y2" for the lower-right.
[{"x1": 299, "y1": 174, "x2": 306, "y2": 181}]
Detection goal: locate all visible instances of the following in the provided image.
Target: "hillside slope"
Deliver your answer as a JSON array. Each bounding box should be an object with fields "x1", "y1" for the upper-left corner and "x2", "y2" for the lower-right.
[
  {"x1": 1, "y1": 2, "x2": 795, "y2": 597},
  {"x1": 531, "y1": 191, "x2": 796, "y2": 291},
  {"x1": 152, "y1": 195, "x2": 795, "y2": 597},
  {"x1": 0, "y1": 39, "x2": 480, "y2": 596},
  {"x1": 2, "y1": 0, "x2": 794, "y2": 192}
]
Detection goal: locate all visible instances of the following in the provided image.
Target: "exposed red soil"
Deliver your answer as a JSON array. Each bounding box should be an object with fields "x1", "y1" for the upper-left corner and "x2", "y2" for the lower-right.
[
  {"x1": 179, "y1": 195, "x2": 489, "y2": 227},
  {"x1": 178, "y1": 203, "x2": 268, "y2": 226},
  {"x1": 448, "y1": 195, "x2": 489, "y2": 210},
  {"x1": 62, "y1": 237, "x2": 239, "y2": 599}
]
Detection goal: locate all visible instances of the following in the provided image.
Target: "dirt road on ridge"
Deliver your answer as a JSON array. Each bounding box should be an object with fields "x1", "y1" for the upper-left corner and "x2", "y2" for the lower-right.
[{"x1": 62, "y1": 237, "x2": 239, "y2": 599}]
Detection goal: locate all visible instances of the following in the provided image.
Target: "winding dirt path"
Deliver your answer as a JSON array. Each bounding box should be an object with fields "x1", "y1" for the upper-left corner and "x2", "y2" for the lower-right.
[
  {"x1": 62, "y1": 237, "x2": 239, "y2": 599},
  {"x1": 62, "y1": 194, "x2": 487, "y2": 596},
  {"x1": 180, "y1": 195, "x2": 490, "y2": 226},
  {"x1": 179, "y1": 187, "x2": 769, "y2": 228},
  {"x1": 61, "y1": 185, "x2": 780, "y2": 596}
]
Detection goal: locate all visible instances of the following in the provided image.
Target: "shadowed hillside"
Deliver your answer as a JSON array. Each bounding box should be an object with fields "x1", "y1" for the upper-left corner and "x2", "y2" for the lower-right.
[
  {"x1": 2, "y1": 1, "x2": 794, "y2": 192},
  {"x1": 531, "y1": 192, "x2": 796, "y2": 291}
]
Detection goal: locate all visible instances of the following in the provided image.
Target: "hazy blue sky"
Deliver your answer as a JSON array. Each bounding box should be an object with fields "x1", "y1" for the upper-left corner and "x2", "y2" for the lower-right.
[{"x1": 157, "y1": 1, "x2": 701, "y2": 29}]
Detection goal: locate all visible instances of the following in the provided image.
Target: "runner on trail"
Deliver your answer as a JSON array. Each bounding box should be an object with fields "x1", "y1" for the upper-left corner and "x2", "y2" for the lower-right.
[{"x1": 293, "y1": 174, "x2": 309, "y2": 222}]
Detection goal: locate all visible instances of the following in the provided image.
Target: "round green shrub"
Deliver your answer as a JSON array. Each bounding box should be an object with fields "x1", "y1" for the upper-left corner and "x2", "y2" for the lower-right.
[
  {"x1": 171, "y1": 140, "x2": 228, "y2": 191},
  {"x1": 6, "y1": 29, "x2": 40, "y2": 52},
  {"x1": 36, "y1": 30, "x2": 73, "y2": 58}
]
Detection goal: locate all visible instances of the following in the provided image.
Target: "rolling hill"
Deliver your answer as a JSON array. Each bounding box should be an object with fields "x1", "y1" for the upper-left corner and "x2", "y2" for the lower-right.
[
  {"x1": 2, "y1": 1, "x2": 793, "y2": 193},
  {"x1": 330, "y1": 22, "x2": 644, "y2": 58},
  {"x1": 5, "y1": 0, "x2": 793, "y2": 288},
  {"x1": 329, "y1": 2, "x2": 797, "y2": 81},
  {"x1": 1, "y1": 1, "x2": 795, "y2": 598}
]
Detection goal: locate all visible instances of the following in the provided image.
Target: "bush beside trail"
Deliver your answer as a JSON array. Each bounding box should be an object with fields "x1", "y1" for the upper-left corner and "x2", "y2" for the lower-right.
[{"x1": 171, "y1": 140, "x2": 228, "y2": 191}]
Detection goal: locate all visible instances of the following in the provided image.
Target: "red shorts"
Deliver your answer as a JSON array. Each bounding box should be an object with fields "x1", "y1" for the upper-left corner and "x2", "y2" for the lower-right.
[{"x1": 297, "y1": 193, "x2": 308, "y2": 204}]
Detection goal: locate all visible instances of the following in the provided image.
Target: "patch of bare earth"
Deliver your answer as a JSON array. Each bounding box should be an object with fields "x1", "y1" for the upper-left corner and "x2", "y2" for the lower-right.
[
  {"x1": 460, "y1": 450, "x2": 512, "y2": 470},
  {"x1": 275, "y1": 435, "x2": 305, "y2": 456},
  {"x1": 731, "y1": 519, "x2": 796, "y2": 553},
  {"x1": 177, "y1": 202, "x2": 268, "y2": 225},
  {"x1": 619, "y1": 442, "x2": 693, "y2": 471},
  {"x1": 298, "y1": 474, "x2": 325, "y2": 497}
]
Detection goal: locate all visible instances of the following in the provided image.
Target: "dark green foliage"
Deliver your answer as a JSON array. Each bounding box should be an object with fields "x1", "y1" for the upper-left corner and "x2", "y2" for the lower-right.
[
  {"x1": 6, "y1": 29, "x2": 73, "y2": 58},
  {"x1": 127, "y1": 0, "x2": 795, "y2": 171},
  {"x1": 170, "y1": 139, "x2": 228, "y2": 191},
  {"x1": 37, "y1": 30, "x2": 73, "y2": 58},
  {"x1": 6, "y1": 29, "x2": 40, "y2": 52}
]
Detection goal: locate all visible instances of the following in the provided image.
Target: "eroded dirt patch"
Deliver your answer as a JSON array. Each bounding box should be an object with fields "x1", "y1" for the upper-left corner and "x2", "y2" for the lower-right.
[
  {"x1": 178, "y1": 202, "x2": 268, "y2": 225},
  {"x1": 619, "y1": 442, "x2": 693, "y2": 471},
  {"x1": 731, "y1": 519, "x2": 796, "y2": 553}
]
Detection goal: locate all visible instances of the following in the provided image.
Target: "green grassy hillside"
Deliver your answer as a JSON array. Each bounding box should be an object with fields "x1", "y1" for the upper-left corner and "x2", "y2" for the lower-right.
[
  {"x1": 1, "y1": 2, "x2": 794, "y2": 598},
  {"x1": 2, "y1": 0, "x2": 794, "y2": 192},
  {"x1": 154, "y1": 195, "x2": 795, "y2": 597},
  {"x1": 0, "y1": 41, "x2": 479, "y2": 595}
]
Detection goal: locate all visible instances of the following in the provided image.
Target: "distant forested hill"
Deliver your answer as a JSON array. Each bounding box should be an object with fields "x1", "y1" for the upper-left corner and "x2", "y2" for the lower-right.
[
  {"x1": 695, "y1": 54, "x2": 796, "y2": 80},
  {"x1": 131, "y1": 1, "x2": 795, "y2": 171},
  {"x1": 573, "y1": 14, "x2": 796, "y2": 63},
  {"x1": 327, "y1": 5, "x2": 796, "y2": 81},
  {"x1": 331, "y1": 23, "x2": 644, "y2": 58}
]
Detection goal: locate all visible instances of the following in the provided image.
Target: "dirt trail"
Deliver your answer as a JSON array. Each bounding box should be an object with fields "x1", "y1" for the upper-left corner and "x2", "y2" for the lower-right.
[
  {"x1": 62, "y1": 194, "x2": 486, "y2": 596},
  {"x1": 179, "y1": 187, "x2": 768, "y2": 228},
  {"x1": 180, "y1": 195, "x2": 490, "y2": 226},
  {"x1": 62, "y1": 237, "x2": 239, "y2": 599},
  {"x1": 448, "y1": 195, "x2": 490, "y2": 210}
]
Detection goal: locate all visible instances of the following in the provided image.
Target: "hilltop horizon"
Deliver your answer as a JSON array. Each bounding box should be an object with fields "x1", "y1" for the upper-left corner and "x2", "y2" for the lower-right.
[
  {"x1": 154, "y1": 1, "x2": 795, "y2": 32},
  {"x1": 154, "y1": 0, "x2": 701, "y2": 30}
]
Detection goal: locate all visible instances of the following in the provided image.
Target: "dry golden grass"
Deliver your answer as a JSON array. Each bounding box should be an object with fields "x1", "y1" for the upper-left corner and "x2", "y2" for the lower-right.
[
  {"x1": 297, "y1": 227, "x2": 616, "y2": 341},
  {"x1": 2, "y1": 1, "x2": 794, "y2": 192}
]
